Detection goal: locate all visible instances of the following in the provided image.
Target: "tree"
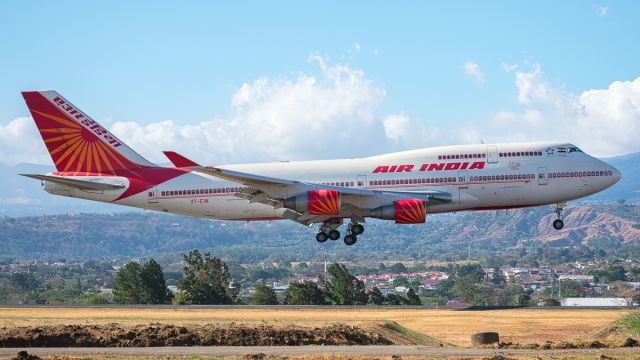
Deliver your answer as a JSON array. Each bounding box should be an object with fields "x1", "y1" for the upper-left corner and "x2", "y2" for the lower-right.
[
  {"x1": 384, "y1": 293, "x2": 407, "y2": 305},
  {"x1": 517, "y1": 289, "x2": 533, "y2": 306},
  {"x1": 177, "y1": 250, "x2": 236, "y2": 305},
  {"x1": 252, "y1": 283, "x2": 279, "y2": 305},
  {"x1": 457, "y1": 264, "x2": 484, "y2": 282},
  {"x1": 10, "y1": 273, "x2": 39, "y2": 291},
  {"x1": 391, "y1": 277, "x2": 410, "y2": 287},
  {"x1": 406, "y1": 289, "x2": 422, "y2": 305},
  {"x1": 367, "y1": 287, "x2": 385, "y2": 305},
  {"x1": 389, "y1": 263, "x2": 408, "y2": 274},
  {"x1": 113, "y1": 262, "x2": 145, "y2": 304},
  {"x1": 542, "y1": 297, "x2": 561, "y2": 306},
  {"x1": 141, "y1": 259, "x2": 172, "y2": 304},
  {"x1": 491, "y1": 268, "x2": 506, "y2": 285},
  {"x1": 607, "y1": 266, "x2": 627, "y2": 282},
  {"x1": 559, "y1": 280, "x2": 583, "y2": 298},
  {"x1": 319, "y1": 263, "x2": 367, "y2": 305},
  {"x1": 285, "y1": 281, "x2": 326, "y2": 305},
  {"x1": 113, "y1": 259, "x2": 172, "y2": 304},
  {"x1": 452, "y1": 275, "x2": 482, "y2": 304}
]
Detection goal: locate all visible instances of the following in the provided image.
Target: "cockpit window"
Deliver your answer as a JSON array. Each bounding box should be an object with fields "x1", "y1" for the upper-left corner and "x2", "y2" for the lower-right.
[{"x1": 568, "y1": 147, "x2": 583, "y2": 153}]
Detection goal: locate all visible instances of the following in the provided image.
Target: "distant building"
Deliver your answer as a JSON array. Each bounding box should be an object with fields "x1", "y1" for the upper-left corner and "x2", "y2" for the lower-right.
[
  {"x1": 561, "y1": 297, "x2": 633, "y2": 307},
  {"x1": 419, "y1": 279, "x2": 440, "y2": 290},
  {"x1": 446, "y1": 300, "x2": 470, "y2": 308},
  {"x1": 624, "y1": 282, "x2": 640, "y2": 290},
  {"x1": 272, "y1": 282, "x2": 288, "y2": 293},
  {"x1": 558, "y1": 274, "x2": 594, "y2": 282}
]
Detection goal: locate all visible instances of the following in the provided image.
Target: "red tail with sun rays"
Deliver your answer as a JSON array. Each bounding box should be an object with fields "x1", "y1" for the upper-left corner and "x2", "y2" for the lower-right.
[{"x1": 21, "y1": 91, "x2": 156, "y2": 176}]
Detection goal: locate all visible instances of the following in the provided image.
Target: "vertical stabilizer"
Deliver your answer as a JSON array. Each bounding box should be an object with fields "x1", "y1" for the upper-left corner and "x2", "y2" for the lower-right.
[{"x1": 21, "y1": 91, "x2": 156, "y2": 174}]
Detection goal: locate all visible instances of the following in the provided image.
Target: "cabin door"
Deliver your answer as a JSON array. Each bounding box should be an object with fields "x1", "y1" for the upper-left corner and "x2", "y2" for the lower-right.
[
  {"x1": 486, "y1": 145, "x2": 498, "y2": 163},
  {"x1": 357, "y1": 175, "x2": 367, "y2": 188},
  {"x1": 538, "y1": 167, "x2": 548, "y2": 185},
  {"x1": 147, "y1": 186, "x2": 159, "y2": 203}
]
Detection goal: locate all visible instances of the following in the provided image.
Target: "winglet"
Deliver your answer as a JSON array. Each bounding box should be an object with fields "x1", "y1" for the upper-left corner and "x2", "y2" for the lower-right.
[{"x1": 163, "y1": 151, "x2": 200, "y2": 167}]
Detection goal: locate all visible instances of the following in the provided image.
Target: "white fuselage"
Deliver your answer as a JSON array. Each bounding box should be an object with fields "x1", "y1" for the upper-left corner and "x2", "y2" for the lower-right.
[{"x1": 42, "y1": 142, "x2": 621, "y2": 222}]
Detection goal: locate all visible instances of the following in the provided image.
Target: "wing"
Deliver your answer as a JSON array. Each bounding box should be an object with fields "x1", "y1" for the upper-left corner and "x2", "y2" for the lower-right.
[{"x1": 189, "y1": 165, "x2": 452, "y2": 225}]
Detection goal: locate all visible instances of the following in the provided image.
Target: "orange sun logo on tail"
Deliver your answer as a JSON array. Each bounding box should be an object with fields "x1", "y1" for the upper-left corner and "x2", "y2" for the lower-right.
[{"x1": 22, "y1": 91, "x2": 149, "y2": 176}]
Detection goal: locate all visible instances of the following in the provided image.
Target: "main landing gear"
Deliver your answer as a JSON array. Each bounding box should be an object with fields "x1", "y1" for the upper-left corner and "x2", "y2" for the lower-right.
[
  {"x1": 316, "y1": 229, "x2": 341, "y2": 242},
  {"x1": 315, "y1": 219, "x2": 365, "y2": 246},
  {"x1": 552, "y1": 204, "x2": 565, "y2": 230}
]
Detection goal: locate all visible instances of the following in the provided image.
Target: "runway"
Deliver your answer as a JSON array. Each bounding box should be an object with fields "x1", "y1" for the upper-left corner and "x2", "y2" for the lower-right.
[
  {"x1": 2, "y1": 346, "x2": 640, "y2": 358},
  {"x1": 0, "y1": 304, "x2": 635, "y2": 310}
]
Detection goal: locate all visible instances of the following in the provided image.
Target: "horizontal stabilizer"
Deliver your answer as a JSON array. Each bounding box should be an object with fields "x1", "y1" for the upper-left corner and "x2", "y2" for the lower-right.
[
  {"x1": 163, "y1": 151, "x2": 200, "y2": 167},
  {"x1": 20, "y1": 174, "x2": 126, "y2": 191}
]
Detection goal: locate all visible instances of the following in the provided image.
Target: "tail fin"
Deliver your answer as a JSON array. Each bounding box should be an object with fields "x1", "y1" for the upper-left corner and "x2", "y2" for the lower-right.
[{"x1": 21, "y1": 91, "x2": 155, "y2": 174}]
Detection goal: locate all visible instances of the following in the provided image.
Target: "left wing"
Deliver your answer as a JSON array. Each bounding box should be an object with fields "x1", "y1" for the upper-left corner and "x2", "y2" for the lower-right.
[{"x1": 188, "y1": 165, "x2": 452, "y2": 225}]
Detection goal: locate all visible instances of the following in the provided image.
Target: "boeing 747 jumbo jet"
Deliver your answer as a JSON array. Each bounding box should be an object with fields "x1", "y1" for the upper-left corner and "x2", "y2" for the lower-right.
[{"x1": 20, "y1": 91, "x2": 621, "y2": 245}]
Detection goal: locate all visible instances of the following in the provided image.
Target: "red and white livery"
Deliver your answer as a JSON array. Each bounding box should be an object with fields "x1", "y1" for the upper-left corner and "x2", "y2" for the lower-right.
[{"x1": 20, "y1": 91, "x2": 621, "y2": 245}]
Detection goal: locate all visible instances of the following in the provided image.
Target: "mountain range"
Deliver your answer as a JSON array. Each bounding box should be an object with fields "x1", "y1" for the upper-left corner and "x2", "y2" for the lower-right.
[{"x1": 1, "y1": 203, "x2": 638, "y2": 261}]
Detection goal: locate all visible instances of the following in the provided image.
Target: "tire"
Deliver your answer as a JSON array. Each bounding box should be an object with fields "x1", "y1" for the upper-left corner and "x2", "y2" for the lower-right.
[
  {"x1": 328, "y1": 230, "x2": 340, "y2": 241},
  {"x1": 344, "y1": 235, "x2": 357, "y2": 246},
  {"x1": 316, "y1": 232, "x2": 328, "y2": 243},
  {"x1": 471, "y1": 332, "x2": 500, "y2": 345},
  {"x1": 352, "y1": 224, "x2": 364, "y2": 235},
  {"x1": 553, "y1": 219, "x2": 564, "y2": 230}
]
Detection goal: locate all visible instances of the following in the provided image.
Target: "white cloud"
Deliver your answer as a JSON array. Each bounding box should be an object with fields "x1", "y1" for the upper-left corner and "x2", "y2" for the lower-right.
[
  {"x1": 501, "y1": 63, "x2": 518, "y2": 72},
  {"x1": 0, "y1": 117, "x2": 50, "y2": 166},
  {"x1": 3, "y1": 59, "x2": 640, "y2": 167},
  {"x1": 0, "y1": 196, "x2": 41, "y2": 205},
  {"x1": 112, "y1": 58, "x2": 389, "y2": 164},
  {"x1": 464, "y1": 61, "x2": 484, "y2": 82},
  {"x1": 594, "y1": 4, "x2": 608, "y2": 17},
  {"x1": 487, "y1": 64, "x2": 640, "y2": 157}
]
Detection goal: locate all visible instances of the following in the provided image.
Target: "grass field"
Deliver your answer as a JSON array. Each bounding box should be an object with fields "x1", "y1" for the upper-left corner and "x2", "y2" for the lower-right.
[{"x1": 0, "y1": 307, "x2": 629, "y2": 347}]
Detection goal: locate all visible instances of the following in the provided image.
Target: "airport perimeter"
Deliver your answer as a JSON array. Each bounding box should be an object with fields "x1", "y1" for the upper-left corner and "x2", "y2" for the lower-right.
[{"x1": 2, "y1": 306, "x2": 640, "y2": 359}]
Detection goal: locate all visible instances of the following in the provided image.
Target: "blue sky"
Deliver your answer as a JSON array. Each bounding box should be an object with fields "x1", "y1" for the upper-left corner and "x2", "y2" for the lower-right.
[{"x1": 1, "y1": 1, "x2": 639, "y2": 164}]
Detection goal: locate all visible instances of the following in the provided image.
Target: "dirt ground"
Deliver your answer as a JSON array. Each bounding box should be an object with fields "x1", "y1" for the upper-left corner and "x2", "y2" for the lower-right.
[
  {"x1": 4, "y1": 347, "x2": 640, "y2": 360},
  {"x1": 0, "y1": 307, "x2": 629, "y2": 347},
  {"x1": 0, "y1": 323, "x2": 396, "y2": 347}
]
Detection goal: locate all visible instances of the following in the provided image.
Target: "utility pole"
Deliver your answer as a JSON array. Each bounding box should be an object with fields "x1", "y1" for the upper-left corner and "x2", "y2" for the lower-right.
[{"x1": 323, "y1": 252, "x2": 328, "y2": 282}]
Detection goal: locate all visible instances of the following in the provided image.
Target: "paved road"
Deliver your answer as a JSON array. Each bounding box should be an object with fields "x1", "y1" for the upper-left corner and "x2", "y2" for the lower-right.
[
  {"x1": 0, "y1": 304, "x2": 635, "y2": 310},
  {"x1": 2, "y1": 346, "x2": 640, "y2": 358}
]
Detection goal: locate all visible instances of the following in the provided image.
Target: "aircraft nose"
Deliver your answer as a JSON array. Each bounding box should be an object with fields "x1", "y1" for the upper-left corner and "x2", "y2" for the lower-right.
[{"x1": 611, "y1": 166, "x2": 622, "y2": 184}]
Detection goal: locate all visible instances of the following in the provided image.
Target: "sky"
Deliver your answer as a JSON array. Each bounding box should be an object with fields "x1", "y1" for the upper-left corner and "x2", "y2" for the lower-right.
[{"x1": 1, "y1": 1, "x2": 639, "y2": 167}]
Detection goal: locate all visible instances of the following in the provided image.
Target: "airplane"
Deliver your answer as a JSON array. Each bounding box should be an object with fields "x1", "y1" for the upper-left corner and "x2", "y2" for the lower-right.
[{"x1": 19, "y1": 90, "x2": 621, "y2": 246}]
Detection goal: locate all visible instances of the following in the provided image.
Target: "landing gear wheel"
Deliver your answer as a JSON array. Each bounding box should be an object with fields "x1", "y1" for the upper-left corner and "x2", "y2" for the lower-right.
[
  {"x1": 344, "y1": 235, "x2": 357, "y2": 246},
  {"x1": 351, "y1": 224, "x2": 365, "y2": 235},
  {"x1": 316, "y1": 232, "x2": 328, "y2": 243},
  {"x1": 328, "y1": 230, "x2": 341, "y2": 241},
  {"x1": 553, "y1": 219, "x2": 564, "y2": 230}
]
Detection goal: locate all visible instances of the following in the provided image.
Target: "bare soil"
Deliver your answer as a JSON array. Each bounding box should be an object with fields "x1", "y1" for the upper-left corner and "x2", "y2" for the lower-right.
[
  {"x1": 0, "y1": 307, "x2": 625, "y2": 347},
  {"x1": 0, "y1": 323, "x2": 396, "y2": 347}
]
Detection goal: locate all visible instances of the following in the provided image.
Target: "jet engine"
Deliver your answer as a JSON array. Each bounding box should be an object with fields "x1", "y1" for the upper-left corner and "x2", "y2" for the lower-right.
[
  {"x1": 283, "y1": 189, "x2": 341, "y2": 215},
  {"x1": 370, "y1": 198, "x2": 426, "y2": 224}
]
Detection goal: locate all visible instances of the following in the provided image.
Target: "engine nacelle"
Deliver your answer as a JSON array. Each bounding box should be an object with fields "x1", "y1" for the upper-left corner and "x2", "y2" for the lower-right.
[
  {"x1": 370, "y1": 199, "x2": 426, "y2": 224},
  {"x1": 283, "y1": 189, "x2": 341, "y2": 215}
]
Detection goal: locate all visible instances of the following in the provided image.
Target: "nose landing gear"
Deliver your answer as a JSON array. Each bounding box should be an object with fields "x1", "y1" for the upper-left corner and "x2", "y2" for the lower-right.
[{"x1": 552, "y1": 204, "x2": 565, "y2": 230}]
